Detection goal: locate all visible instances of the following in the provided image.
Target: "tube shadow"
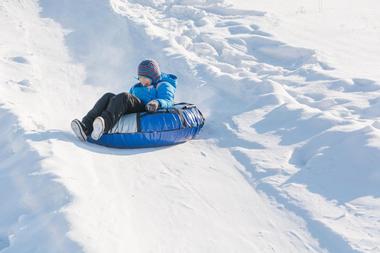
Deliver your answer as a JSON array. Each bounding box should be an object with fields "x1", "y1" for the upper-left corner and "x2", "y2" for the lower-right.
[{"x1": 24, "y1": 129, "x2": 175, "y2": 155}]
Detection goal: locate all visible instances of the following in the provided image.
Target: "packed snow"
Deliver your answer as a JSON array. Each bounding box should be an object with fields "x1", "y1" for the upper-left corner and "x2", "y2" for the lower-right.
[{"x1": 1, "y1": 0, "x2": 380, "y2": 252}]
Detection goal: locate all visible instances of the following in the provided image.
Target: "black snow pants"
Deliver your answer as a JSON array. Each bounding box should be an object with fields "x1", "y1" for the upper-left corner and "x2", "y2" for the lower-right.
[{"x1": 82, "y1": 92, "x2": 146, "y2": 134}]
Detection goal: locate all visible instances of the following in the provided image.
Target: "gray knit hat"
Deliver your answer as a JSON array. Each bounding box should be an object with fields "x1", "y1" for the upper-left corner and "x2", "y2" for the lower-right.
[{"x1": 138, "y1": 59, "x2": 161, "y2": 83}]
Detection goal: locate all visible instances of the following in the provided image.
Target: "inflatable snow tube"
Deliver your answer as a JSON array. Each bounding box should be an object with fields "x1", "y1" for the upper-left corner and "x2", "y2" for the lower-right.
[{"x1": 88, "y1": 102, "x2": 205, "y2": 148}]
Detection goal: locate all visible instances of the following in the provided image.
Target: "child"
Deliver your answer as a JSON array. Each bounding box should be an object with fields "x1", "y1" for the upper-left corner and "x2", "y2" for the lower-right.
[{"x1": 71, "y1": 59, "x2": 177, "y2": 142}]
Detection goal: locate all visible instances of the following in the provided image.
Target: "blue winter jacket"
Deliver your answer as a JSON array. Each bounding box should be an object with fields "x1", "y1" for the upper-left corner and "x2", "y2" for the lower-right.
[{"x1": 129, "y1": 73, "x2": 177, "y2": 109}]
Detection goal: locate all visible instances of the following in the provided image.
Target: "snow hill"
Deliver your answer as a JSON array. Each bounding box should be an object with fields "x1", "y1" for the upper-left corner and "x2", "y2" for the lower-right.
[{"x1": 1, "y1": 0, "x2": 380, "y2": 252}]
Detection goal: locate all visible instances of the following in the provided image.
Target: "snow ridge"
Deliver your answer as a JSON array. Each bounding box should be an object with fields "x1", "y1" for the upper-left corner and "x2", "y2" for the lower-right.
[{"x1": 0, "y1": 106, "x2": 82, "y2": 253}]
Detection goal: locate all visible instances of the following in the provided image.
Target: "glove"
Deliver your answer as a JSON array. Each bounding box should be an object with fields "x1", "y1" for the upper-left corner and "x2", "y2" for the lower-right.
[{"x1": 145, "y1": 100, "x2": 159, "y2": 112}]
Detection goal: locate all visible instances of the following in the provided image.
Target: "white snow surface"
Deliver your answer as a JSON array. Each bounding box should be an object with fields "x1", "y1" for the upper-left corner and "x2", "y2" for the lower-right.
[{"x1": 1, "y1": 0, "x2": 380, "y2": 252}]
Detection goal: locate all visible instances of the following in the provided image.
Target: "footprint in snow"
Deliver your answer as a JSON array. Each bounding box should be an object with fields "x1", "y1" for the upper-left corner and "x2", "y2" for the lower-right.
[
  {"x1": 228, "y1": 25, "x2": 253, "y2": 35},
  {"x1": 7, "y1": 79, "x2": 34, "y2": 92},
  {"x1": 215, "y1": 20, "x2": 242, "y2": 27},
  {"x1": 17, "y1": 79, "x2": 31, "y2": 86},
  {"x1": 352, "y1": 78, "x2": 380, "y2": 91},
  {"x1": 9, "y1": 56, "x2": 29, "y2": 64}
]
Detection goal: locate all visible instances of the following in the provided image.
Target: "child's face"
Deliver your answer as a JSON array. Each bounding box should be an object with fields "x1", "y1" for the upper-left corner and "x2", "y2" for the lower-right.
[{"x1": 138, "y1": 76, "x2": 152, "y2": 86}]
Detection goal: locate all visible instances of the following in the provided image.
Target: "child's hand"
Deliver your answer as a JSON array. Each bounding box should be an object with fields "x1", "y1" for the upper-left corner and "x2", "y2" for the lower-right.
[{"x1": 145, "y1": 100, "x2": 159, "y2": 112}]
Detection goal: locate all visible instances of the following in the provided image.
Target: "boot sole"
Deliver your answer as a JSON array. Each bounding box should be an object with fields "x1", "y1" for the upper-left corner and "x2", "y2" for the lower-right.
[{"x1": 91, "y1": 117, "x2": 105, "y2": 141}]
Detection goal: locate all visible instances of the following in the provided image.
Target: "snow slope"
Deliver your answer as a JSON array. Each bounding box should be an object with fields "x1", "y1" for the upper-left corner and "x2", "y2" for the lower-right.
[{"x1": 1, "y1": 0, "x2": 380, "y2": 252}]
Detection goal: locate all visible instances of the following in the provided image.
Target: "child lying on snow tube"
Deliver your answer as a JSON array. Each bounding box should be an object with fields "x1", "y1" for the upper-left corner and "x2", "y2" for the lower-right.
[{"x1": 71, "y1": 59, "x2": 176, "y2": 142}]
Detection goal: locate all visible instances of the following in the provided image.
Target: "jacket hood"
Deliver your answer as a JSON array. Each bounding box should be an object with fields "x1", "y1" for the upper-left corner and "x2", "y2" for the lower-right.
[{"x1": 156, "y1": 72, "x2": 177, "y2": 88}]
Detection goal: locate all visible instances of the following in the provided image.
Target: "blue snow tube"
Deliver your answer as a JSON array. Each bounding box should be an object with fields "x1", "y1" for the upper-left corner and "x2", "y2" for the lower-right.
[{"x1": 88, "y1": 102, "x2": 205, "y2": 148}]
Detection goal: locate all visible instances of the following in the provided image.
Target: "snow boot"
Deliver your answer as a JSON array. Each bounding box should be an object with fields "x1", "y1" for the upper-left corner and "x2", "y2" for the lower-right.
[{"x1": 71, "y1": 119, "x2": 89, "y2": 142}]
